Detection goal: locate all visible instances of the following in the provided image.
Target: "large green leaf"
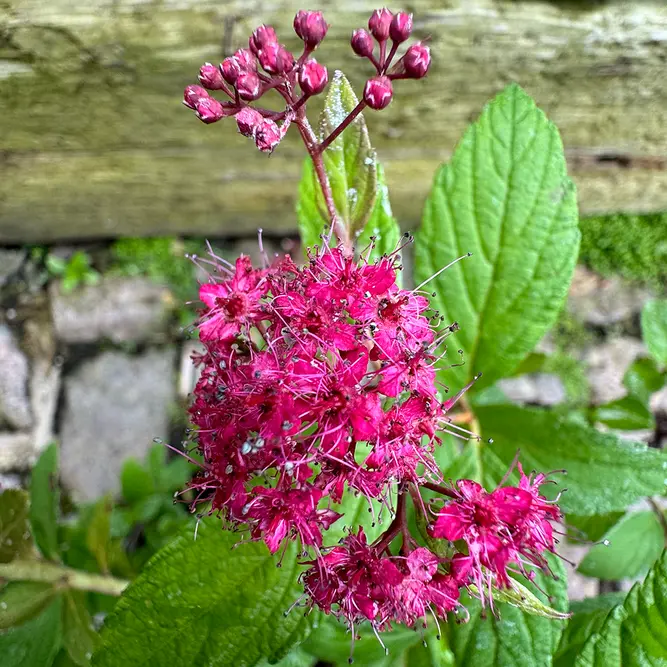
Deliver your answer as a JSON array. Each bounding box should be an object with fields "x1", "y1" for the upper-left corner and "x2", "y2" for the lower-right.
[
  {"x1": 554, "y1": 593, "x2": 625, "y2": 667},
  {"x1": 0, "y1": 596, "x2": 62, "y2": 667},
  {"x1": 30, "y1": 443, "x2": 61, "y2": 561},
  {"x1": 0, "y1": 490, "x2": 33, "y2": 563},
  {"x1": 575, "y1": 549, "x2": 667, "y2": 666},
  {"x1": 641, "y1": 299, "x2": 667, "y2": 367},
  {"x1": 475, "y1": 405, "x2": 667, "y2": 515},
  {"x1": 415, "y1": 84, "x2": 580, "y2": 390},
  {"x1": 93, "y1": 520, "x2": 316, "y2": 667},
  {"x1": 445, "y1": 554, "x2": 568, "y2": 666},
  {"x1": 577, "y1": 511, "x2": 665, "y2": 581}
]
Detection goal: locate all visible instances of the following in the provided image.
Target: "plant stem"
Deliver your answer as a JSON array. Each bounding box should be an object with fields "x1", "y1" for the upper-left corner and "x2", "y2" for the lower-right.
[
  {"x1": 648, "y1": 497, "x2": 667, "y2": 547},
  {"x1": 295, "y1": 114, "x2": 351, "y2": 251},
  {"x1": 317, "y1": 100, "x2": 367, "y2": 154},
  {"x1": 0, "y1": 560, "x2": 129, "y2": 597},
  {"x1": 421, "y1": 481, "x2": 457, "y2": 498}
]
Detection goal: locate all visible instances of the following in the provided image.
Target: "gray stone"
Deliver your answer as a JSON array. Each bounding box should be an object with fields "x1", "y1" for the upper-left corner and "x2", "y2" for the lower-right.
[
  {"x1": 50, "y1": 277, "x2": 174, "y2": 344},
  {"x1": 568, "y1": 266, "x2": 652, "y2": 327},
  {"x1": 650, "y1": 385, "x2": 667, "y2": 416},
  {"x1": 60, "y1": 348, "x2": 176, "y2": 501},
  {"x1": 0, "y1": 325, "x2": 32, "y2": 430},
  {"x1": 0, "y1": 249, "x2": 26, "y2": 286},
  {"x1": 0, "y1": 432, "x2": 33, "y2": 471},
  {"x1": 498, "y1": 373, "x2": 567, "y2": 407},
  {"x1": 178, "y1": 340, "x2": 205, "y2": 400},
  {"x1": 584, "y1": 337, "x2": 647, "y2": 404}
]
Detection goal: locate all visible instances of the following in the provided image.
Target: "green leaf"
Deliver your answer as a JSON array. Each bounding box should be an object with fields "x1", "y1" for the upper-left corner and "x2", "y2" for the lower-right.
[
  {"x1": 445, "y1": 554, "x2": 568, "y2": 666},
  {"x1": 30, "y1": 444, "x2": 60, "y2": 561},
  {"x1": 577, "y1": 511, "x2": 665, "y2": 581},
  {"x1": 0, "y1": 490, "x2": 33, "y2": 563},
  {"x1": 592, "y1": 395, "x2": 655, "y2": 431},
  {"x1": 554, "y1": 593, "x2": 625, "y2": 667},
  {"x1": 0, "y1": 596, "x2": 62, "y2": 667},
  {"x1": 415, "y1": 84, "x2": 580, "y2": 390},
  {"x1": 297, "y1": 71, "x2": 384, "y2": 250},
  {"x1": 0, "y1": 582, "x2": 57, "y2": 630},
  {"x1": 575, "y1": 549, "x2": 667, "y2": 666},
  {"x1": 85, "y1": 498, "x2": 112, "y2": 574},
  {"x1": 623, "y1": 357, "x2": 665, "y2": 403},
  {"x1": 641, "y1": 299, "x2": 667, "y2": 366},
  {"x1": 566, "y1": 512, "x2": 624, "y2": 542},
  {"x1": 481, "y1": 578, "x2": 570, "y2": 620},
  {"x1": 62, "y1": 591, "x2": 99, "y2": 666},
  {"x1": 93, "y1": 520, "x2": 316, "y2": 667},
  {"x1": 120, "y1": 459, "x2": 154, "y2": 505},
  {"x1": 355, "y1": 164, "x2": 401, "y2": 261},
  {"x1": 475, "y1": 405, "x2": 667, "y2": 515}
]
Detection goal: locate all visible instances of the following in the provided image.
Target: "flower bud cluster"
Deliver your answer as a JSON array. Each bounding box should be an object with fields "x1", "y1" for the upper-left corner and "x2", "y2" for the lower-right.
[
  {"x1": 351, "y1": 8, "x2": 431, "y2": 111},
  {"x1": 186, "y1": 240, "x2": 563, "y2": 635},
  {"x1": 183, "y1": 11, "x2": 330, "y2": 153}
]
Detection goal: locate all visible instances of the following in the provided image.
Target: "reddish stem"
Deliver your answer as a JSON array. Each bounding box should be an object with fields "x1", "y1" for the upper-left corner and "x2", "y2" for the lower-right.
[
  {"x1": 374, "y1": 491, "x2": 408, "y2": 553},
  {"x1": 383, "y1": 42, "x2": 399, "y2": 73},
  {"x1": 421, "y1": 481, "x2": 457, "y2": 498},
  {"x1": 317, "y1": 100, "x2": 367, "y2": 154}
]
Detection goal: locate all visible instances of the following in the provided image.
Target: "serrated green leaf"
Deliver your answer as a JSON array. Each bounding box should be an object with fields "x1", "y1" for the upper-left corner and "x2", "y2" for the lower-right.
[
  {"x1": 93, "y1": 520, "x2": 316, "y2": 667},
  {"x1": 554, "y1": 593, "x2": 624, "y2": 667},
  {"x1": 62, "y1": 591, "x2": 99, "y2": 666},
  {"x1": 593, "y1": 395, "x2": 655, "y2": 430},
  {"x1": 0, "y1": 596, "x2": 62, "y2": 667},
  {"x1": 623, "y1": 357, "x2": 665, "y2": 403},
  {"x1": 0, "y1": 582, "x2": 57, "y2": 630},
  {"x1": 577, "y1": 512, "x2": 665, "y2": 581},
  {"x1": 575, "y1": 549, "x2": 667, "y2": 666},
  {"x1": 445, "y1": 554, "x2": 568, "y2": 666},
  {"x1": 641, "y1": 299, "x2": 667, "y2": 367},
  {"x1": 415, "y1": 84, "x2": 580, "y2": 390},
  {"x1": 0, "y1": 490, "x2": 33, "y2": 563},
  {"x1": 297, "y1": 71, "x2": 385, "y2": 251},
  {"x1": 85, "y1": 498, "x2": 112, "y2": 574},
  {"x1": 120, "y1": 459, "x2": 154, "y2": 505},
  {"x1": 475, "y1": 405, "x2": 667, "y2": 515},
  {"x1": 30, "y1": 444, "x2": 60, "y2": 561}
]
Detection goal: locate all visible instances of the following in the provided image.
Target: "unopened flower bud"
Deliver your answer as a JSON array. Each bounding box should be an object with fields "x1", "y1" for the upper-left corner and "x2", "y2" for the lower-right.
[
  {"x1": 255, "y1": 119, "x2": 282, "y2": 153},
  {"x1": 259, "y1": 43, "x2": 295, "y2": 75},
  {"x1": 220, "y1": 57, "x2": 242, "y2": 85},
  {"x1": 236, "y1": 72, "x2": 262, "y2": 101},
  {"x1": 363, "y1": 75, "x2": 393, "y2": 110},
  {"x1": 198, "y1": 62, "x2": 225, "y2": 90},
  {"x1": 234, "y1": 48, "x2": 257, "y2": 72},
  {"x1": 293, "y1": 10, "x2": 328, "y2": 49},
  {"x1": 351, "y1": 29, "x2": 374, "y2": 58},
  {"x1": 194, "y1": 97, "x2": 225, "y2": 124},
  {"x1": 235, "y1": 107, "x2": 264, "y2": 138},
  {"x1": 249, "y1": 24, "x2": 278, "y2": 55},
  {"x1": 403, "y1": 43, "x2": 431, "y2": 78},
  {"x1": 390, "y1": 12, "x2": 413, "y2": 43},
  {"x1": 299, "y1": 59, "x2": 328, "y2": 96},
  {"x1": 183, "y1": 84, "x2": 208, "y2": 109},
  {"x1": 368, "y1": 8, "x2": 393, "y2": 41}
]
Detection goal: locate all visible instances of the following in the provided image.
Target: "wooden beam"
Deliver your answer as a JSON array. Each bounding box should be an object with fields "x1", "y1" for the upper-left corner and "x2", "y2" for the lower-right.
[{"x1": 1, "y1": 1, "x2": 666, "y2": 242}]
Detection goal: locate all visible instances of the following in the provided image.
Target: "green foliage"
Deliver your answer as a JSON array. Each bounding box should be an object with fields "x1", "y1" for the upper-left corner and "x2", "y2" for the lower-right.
[
  {"x1": 577, "y1": 511, "x2": 665, "y2": 581},
  {"x1": 641, "y1": 299, "x2": 667, "y2": 367},
  {"x1": 579, "y1": 212, "x2": 667, "y2": 288},
  {"x1": 445, "y1": 555, "x2": 568, "y2": 666},
  {"x1": 46, "y1": 251, "x2": 100, "y2": 294},
  {"x1": 623, "y1": 357, "x2": 665, "y2": 403},
  {"x1": 0, "y1": 490, "x2": 33, "y2": 563},
  {"x1": 93, "y1": 522, "x2": 316, "y2": 667},
  {"x1": 475, "y1": 405, "x2": 667, "y2": 515},
  {"x1": 0, "y1": 583, "x2": 58, "y2": 630},
  {"x1": 592, "y1": 395, "x2": 655, "y2": 431},
  {"x1": 30, "y1": 443, "x2": 61, "y2": 561},
  {"x1": 415, "y1": 84, "x2": 580, "y2": 391},
  {"x1": 574, "y1": 550, "x2": 667, "y2": 665},
  {"x1": 297, "y1": 72, "x2": 400, "y2": 258},
  {"x1": 109, "y1": 237, "x2": 201, "y2": 305}
]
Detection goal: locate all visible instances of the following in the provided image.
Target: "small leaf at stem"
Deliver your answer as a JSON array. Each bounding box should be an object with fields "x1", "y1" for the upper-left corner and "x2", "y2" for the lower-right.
[
  {"x1": 0, "y1": 489, "x2": 33, "y2": 563},
  {"x1": 30, "y1": 443, "x2": 61, "y2": 561},
  {"x1": 641, "y1": 299, "x2": 667, "y2": 367},
  {"x1": 0, "y1": 582, "x2": 57, "y2": 630}
]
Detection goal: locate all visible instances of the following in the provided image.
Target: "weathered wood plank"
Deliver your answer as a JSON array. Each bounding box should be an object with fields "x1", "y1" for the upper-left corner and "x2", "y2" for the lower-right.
[{"x1": 1, "y1": 0, "x2": 666, "y2": 242}]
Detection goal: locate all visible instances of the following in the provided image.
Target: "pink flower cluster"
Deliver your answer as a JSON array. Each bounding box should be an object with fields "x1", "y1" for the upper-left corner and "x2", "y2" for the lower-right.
[
  {"x1": 187, "y1": 241, "x2": 563, "y2": 634},
  {"x1": 182, "y1": 9, "x2": 431, "y2": 153}
]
